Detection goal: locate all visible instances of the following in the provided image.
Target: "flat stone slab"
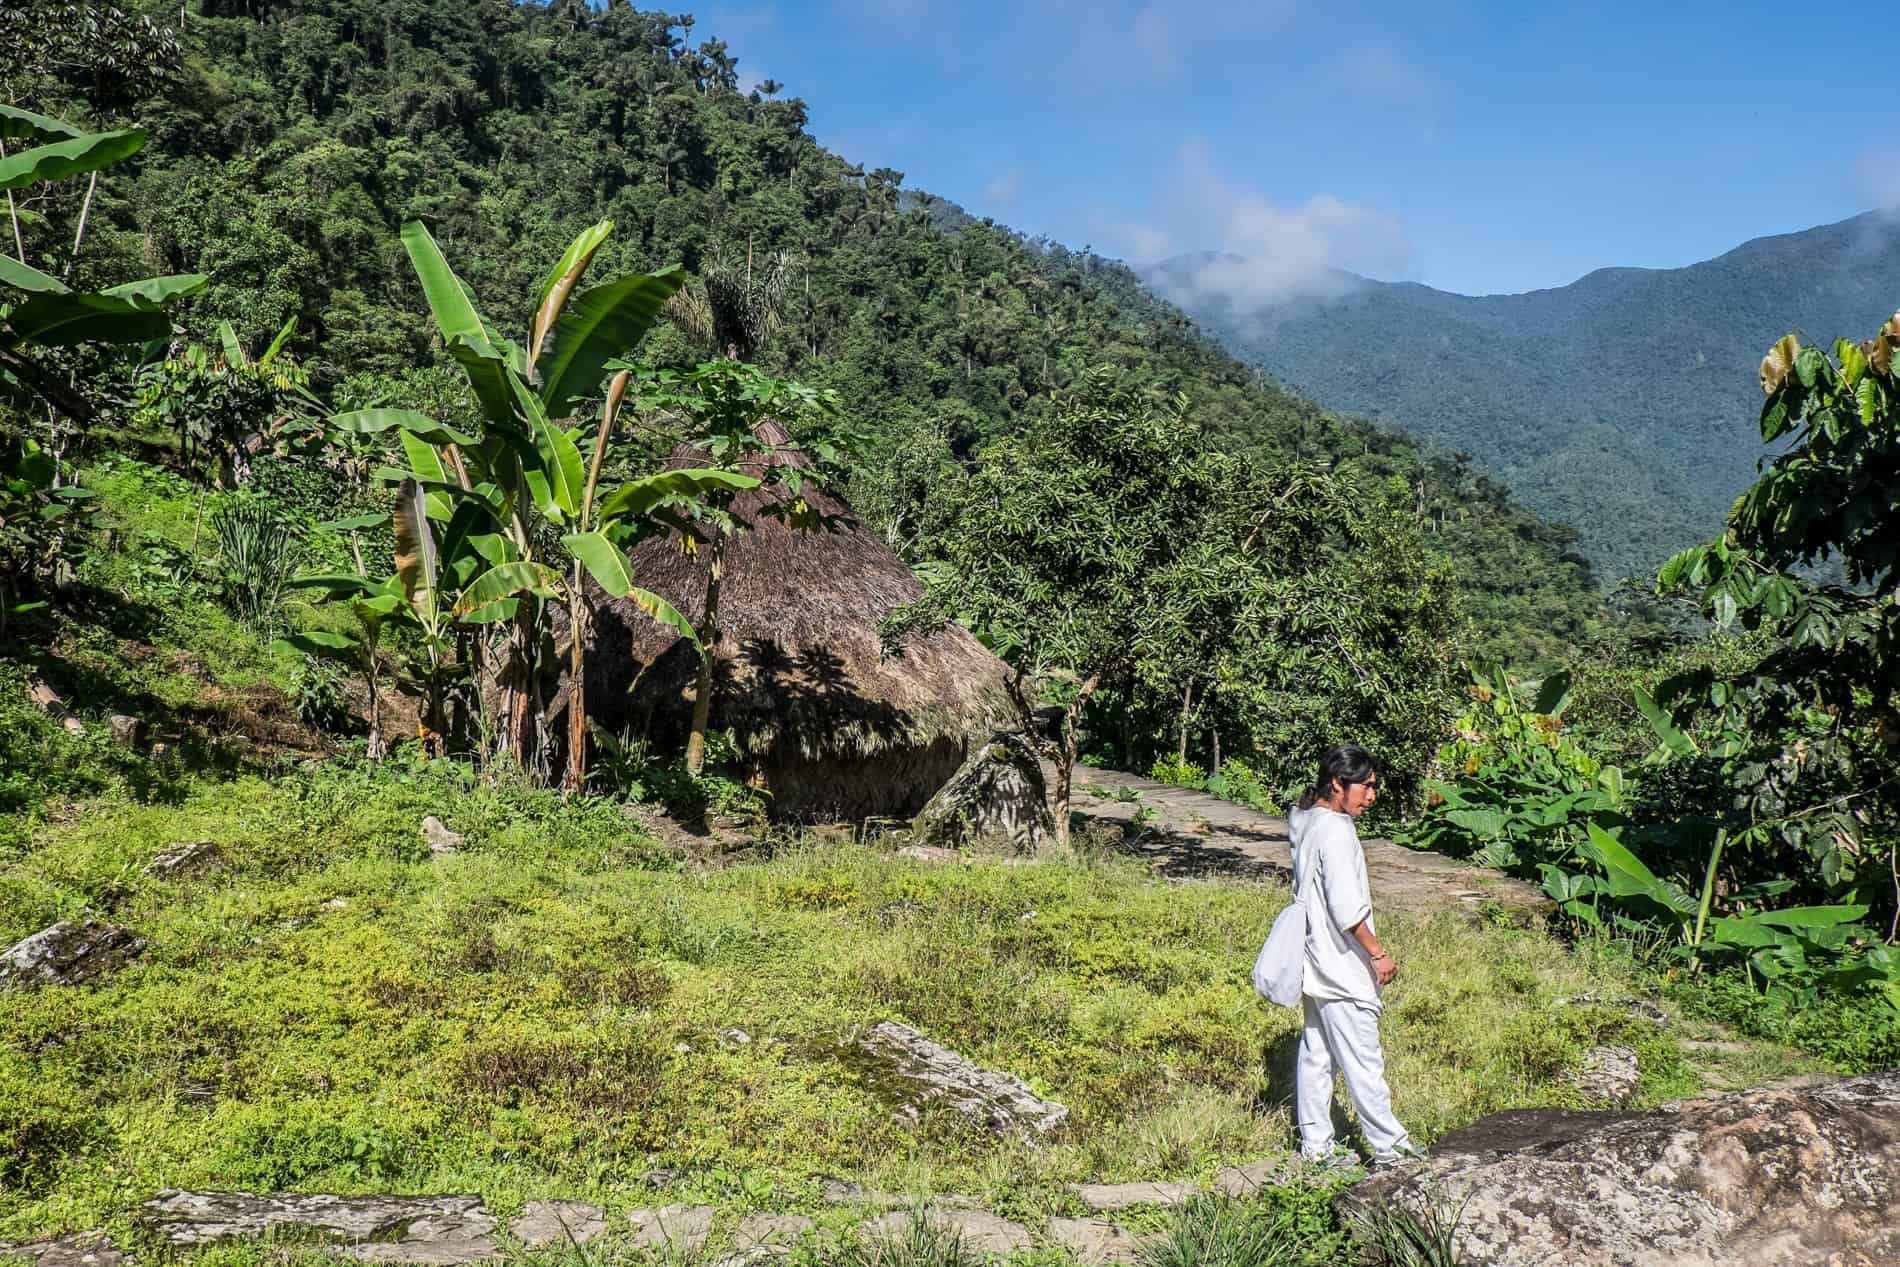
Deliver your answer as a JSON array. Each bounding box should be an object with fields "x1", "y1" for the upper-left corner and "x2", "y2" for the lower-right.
[
  {"x1": 509, "y1": 1201, "x2": 606, "y2": 1248},
  {"x1": 858, "y1": 1020, "x2": 1068, "y2": 1137},
  {"x1": 141, "y1": 1191, "x2": 495, "y2": 1260},
  {"x1": 1047, "y1": 1218, "x2": 1142, "y2": 1264},
  {"x1": 1212, "y1": 1157, "x2": 1295, "y2": 1195},
  {"x1": 860, "y1": 1211, "x2": 1029, "y2": 1256},
  {"x1": 1072, "y1": 1181, "x2": 1194, "y2": 1211},
  {"x1": 147, "y1": 840, "x2": 220, "y2": 875},
  {"x1": 1, "y1": 919, "x2": 145, "y2": 987},
  {"x1": 0, "y1": 1233, "x2": 126, "y2": 1267},
  {"x1": 731, "y1": 1215, "x2": 814, "y2": 1248},
  {"x1": 628, "y1": 1205, "x2": 713, "y2": 1256}
]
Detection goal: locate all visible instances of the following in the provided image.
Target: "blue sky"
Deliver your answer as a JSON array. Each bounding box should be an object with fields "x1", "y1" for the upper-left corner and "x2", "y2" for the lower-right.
[{"x1": 690, "y1": 0, "x2": 1900, "y2": 297}]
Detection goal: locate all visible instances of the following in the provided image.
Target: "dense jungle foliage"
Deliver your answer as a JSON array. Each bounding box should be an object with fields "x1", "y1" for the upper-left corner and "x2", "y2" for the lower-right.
[{"x1": 0, "y1": 0, "x2": 1610, "y2": 670}]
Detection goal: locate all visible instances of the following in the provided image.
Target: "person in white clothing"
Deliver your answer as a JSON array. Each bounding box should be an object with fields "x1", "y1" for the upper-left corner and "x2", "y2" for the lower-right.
[{"x1": 1286, "y1": 744, "x2": 1420, "y2": 1171}]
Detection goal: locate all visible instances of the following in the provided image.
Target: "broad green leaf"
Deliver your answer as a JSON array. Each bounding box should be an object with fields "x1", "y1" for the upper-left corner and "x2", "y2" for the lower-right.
[
  {"x1": 399, "y1": 220, "x2": 514, "y2": 420},
  {"x1": 594, "y1": 467, "x2": 760, "y2": 523},
  {"x1": 626, "y1": 585, "x2": 703, "y2": 654},
  {"x1": 453, "y1": 561, "x2": 562, "y2": 617},
  {"x1": 0, "y1": 129, "x2": 145, "y2": 191},
  {"x1": 537, "y1": 268, "x2": 687, "y2": 420},
  {"x1": 0, "y1": 104, "x2": 84, "y2": 143},
  {"x1": 1582, "y1": 822, "x2": 1696, "y2": 918},
  {"x1": 530, "y1": 220, "x2": 614, "y2": 375},
  {"x1": 400, "y1": 430, "x2": 450, "y2": 485},
  {"x1": 1532, "y1": 669, "x2": 1572, "y2": 717},
  {"x1": 458, "y1": 597, "x2": 521, "y2": 625},
  {"x1": 437, "y1": 500, "x2": 500, "y2": 574},
  {"x1": 286, "y1": 573, "x2": 380, "y2": 596},
  {"x1": 1443, "y1": 807, "x2": 1507, "y2": 838},
  {"x1": 4, "y1": 274, "x2": 208, "y2": 347},
  {"x1": 272, "y1": 631, "x2": 361, "y2": 664},
  {"x1": 1752, "y1": 904, "x2": 1870, "y2": 929},
  {"x1": 0, "y1": 254, "x2": 70, "y2": 295},
  {"x1": 561, "y1": 529, "x2": 635, "y2": 596},
  {"x1": 327, "y1": 408, "x2": 476, "y2": 447},
  {"x1": 1633, "y1": 686, "x2": 1697, "y2": 759},
  {"x1": 317, "y1": 513, "x2": 390, "y2": 532},
  {"x1": 259, "y1": 315, "x2": 298, "y2": 366},
  {"x1": 218, "y1": 320, "x2": 247, "y2": 368},
  {"x1": 509, "y1": 371, "x2": 584, "y2": 517}
]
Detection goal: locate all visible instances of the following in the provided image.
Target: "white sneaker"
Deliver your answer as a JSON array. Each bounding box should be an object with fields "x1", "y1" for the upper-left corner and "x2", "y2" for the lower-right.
[{"x1": 1301, "y1": 1145, "x2": 1363, "y2": 1175}]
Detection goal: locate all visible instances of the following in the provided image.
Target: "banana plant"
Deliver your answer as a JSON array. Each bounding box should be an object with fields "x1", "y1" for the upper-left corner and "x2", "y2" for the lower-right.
[
  {"x1": 0, "y1": 106, "x2": 206, "y2": 422},
  {"x1": 318, "y1": 219, "x2": 756, "y2": 785}
]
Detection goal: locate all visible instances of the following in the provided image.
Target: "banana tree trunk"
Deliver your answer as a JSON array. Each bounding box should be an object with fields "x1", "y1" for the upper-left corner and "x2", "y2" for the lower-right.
[
  {"x1": 564, "y1": 562, "x2": 589, "y2": 792},
  {"x1": 684, "y1": 541, "x2": 724, "y2": 776}
]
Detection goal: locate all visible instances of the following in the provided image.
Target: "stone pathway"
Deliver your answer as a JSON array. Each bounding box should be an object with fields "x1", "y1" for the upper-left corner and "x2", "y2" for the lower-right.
[{"x1": 1067, "y1": 766, "x2": 1546, "y2": 917}]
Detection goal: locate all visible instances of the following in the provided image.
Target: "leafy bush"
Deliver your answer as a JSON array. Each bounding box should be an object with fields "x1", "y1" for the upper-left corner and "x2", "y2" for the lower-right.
[
  {"x1": 210, "y1": 499, "x2": 303, "y2": 634},
  {"x1": 1150, "y1": 756, "x2": 1206, "y2": 788}
]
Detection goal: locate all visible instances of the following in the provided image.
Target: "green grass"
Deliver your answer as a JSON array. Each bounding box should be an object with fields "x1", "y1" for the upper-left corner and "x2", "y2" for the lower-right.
[{"x1": 0, "y1": 754, "x2": 1792, "y2": 1258}]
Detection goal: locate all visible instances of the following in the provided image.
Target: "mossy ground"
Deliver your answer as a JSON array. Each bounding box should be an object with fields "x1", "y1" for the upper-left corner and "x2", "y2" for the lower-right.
[{"x1": 0, "y1": 753, "x2": 1823, "y2": 1262}]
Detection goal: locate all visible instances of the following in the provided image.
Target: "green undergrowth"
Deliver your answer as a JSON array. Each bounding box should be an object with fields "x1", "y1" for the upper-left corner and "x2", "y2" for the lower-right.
[{"x1": 0, "y1": 756, "x2": 1787, "y2": 1258}]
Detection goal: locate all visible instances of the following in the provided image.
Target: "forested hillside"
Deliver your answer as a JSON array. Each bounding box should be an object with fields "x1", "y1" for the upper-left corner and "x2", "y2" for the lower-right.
[
  {"x1": 1146, "y1": 216, "x2": 1900, "y2": 583},
  {"x1": 10, "y1": 0, "x2": 1609, "y2": 663}
]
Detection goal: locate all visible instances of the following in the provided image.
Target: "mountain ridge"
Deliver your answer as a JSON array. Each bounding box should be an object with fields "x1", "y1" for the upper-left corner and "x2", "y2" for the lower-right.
[{"x1": 1144, "y1": 212, "x2": 1900, "y2": 582}]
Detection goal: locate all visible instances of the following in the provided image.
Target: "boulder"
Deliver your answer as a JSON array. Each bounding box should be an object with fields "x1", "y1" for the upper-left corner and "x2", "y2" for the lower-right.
[
  {"x1": 147, "y1": 840, "x2": 220, "y2": 876},
  {"x1": 1345, "y1": 1069, "x2": 1900, "y2": 1266},
  {"x1": 911, "y1": 732, "x2": 1055, "y2": 853},
  {"x1": 1, "y1": 919, "x2": 145, "y2": 988},
  {"x1": 857, "y1": 1020, "x2": 1068, "y2": 1138},
  {"x1": 420, "y1": 817, "x2": 465, "y2": 856},
  {"x1": 108, "y1": 715, "x2": 145, "y2": 746},
  {"x1": 141, "y1": 1191, "x2": 496, "y2": 1264},
  {"x1": 730, "y1": 1214, "x2": 814, "y2": 1249}
]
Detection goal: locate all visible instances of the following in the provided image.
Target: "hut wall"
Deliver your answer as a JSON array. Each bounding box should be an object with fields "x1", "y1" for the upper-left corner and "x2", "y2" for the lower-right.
[{"x1": 759, "y1": 737, "x2": 970, "y2": 823}]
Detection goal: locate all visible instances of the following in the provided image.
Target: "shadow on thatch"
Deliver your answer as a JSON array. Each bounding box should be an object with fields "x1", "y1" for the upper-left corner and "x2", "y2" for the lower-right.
[{"x1": 582, "y1": 422, "x2": 1013, "y2": 822}]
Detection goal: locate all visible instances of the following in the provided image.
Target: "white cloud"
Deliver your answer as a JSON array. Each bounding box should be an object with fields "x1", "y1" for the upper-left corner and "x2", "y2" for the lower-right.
[
  {"x1": 983, "y1": 167, "x2": 1022, "y2": 206},
  {"x1": 1125, "y1": 138, "x2": 1410, "y2": 302},
  {"x1": 1852, "y1": 147, "x2": 1900, "y2": 209},
  {"x1": 1057, "y1": 0, "x2": 1296, "y2": 83}
]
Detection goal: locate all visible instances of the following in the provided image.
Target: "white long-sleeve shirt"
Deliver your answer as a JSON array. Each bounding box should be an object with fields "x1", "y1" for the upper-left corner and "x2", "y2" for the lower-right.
[{"x1": 1288, "y1": 804, "x2": 1382, "y2": 1011}]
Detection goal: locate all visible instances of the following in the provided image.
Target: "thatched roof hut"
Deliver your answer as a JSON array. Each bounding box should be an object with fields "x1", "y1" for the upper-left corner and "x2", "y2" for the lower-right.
[{"x1": 585, "y1": 421, "x2": 1014, "y2": 822}]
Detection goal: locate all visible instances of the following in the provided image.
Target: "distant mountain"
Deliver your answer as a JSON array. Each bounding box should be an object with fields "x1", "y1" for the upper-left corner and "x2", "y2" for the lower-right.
[{"x1": 1144, "y1": 214, "x2": 1900, "y2": 583}]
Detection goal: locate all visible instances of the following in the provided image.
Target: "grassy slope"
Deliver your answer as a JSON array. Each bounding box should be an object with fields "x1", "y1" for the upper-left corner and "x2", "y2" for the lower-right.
[{"x1": 0, "y1": 754, "x2": 1823, "y2": 1253}]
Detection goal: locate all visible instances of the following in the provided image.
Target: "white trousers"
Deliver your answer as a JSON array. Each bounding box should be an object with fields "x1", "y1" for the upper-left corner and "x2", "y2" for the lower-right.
[{"x1": 1296, "y1": 995, "x2": 1413, "y2": 1159}]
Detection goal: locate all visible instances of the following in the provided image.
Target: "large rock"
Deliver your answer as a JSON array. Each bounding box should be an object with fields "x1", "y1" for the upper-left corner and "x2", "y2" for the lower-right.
[
  {"x1": 858, "y1": 1210, "x2": 1030, "y2": 1256},
  {"x1": 1345, "y1": 1070, "x2": 1900, "y2": 1266},
  {"x1": 0, "y1": 1233, "x2": 126, "y2": 1267},
  {"x1": 911, "y1": 733, "x2": 1055, "y2": 853},
  {"x1": 141, "y1": 1191, "x2": 496, "y2": 1264},
  {"x1": 509, "y1": 1201, "x2": 606, "y2": 1248},
  {"x1": 1, "y1": 919, "x2": 145, "y2": 987},
  {"x1": 857, "y1": 1020, "x2": 1068, "y2": 1138}
]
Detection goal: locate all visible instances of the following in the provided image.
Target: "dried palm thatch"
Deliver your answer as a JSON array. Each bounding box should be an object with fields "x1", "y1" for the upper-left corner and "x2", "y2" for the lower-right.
[{"x1": 586, "y1": 421, "x2": 1014, "y2": 821}]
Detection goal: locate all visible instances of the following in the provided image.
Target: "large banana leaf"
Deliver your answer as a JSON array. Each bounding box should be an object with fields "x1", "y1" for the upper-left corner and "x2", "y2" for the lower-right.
[
  {"x1": 627, "y1": 586, "x2": 702, "y2": 652},
  {"x1": 454, "y1": 561, "x2": 562, "y2": 617},
  {"x1": 508, "y1": 371, "x2": 584, "y2": 518},
  {"x1": 0, "y1": 129, "x2": 145, "y2": 191},
  {"x1": 399, "y1": 220, "x2": 515, "y2": 422},
  {"x1": 287, "y1": 573, "x2": 383, "y2": 597},
  {"x1": 4, "y1": 274, "x2": 209, "y2": 347},
  {"x1": 0, "y1": 255, "x2": 70, "y2": 295},
  {"x1": 272, "y1": 631, "x2": 362, "y2": 664},
  {"x1": 594, "y1": 467, "x2": 760, "y2": 523},
  {"x1": 529, "y1": 220, "x2": 613, "y2": 374},
  {"x1": 0, "y1": 105, "x2": 85, "y2": 144},
  {"x1": 393, "y1": 480, "x2": 439, "y2": 620},
  {"x1": 537, "y1": 268, "x2": 686, "y2": 420},
  {"x1": 1581, "y1": 822, "x2": 1697, "y2": 919},
  {"x1": 562, "y1": 529, "x2": 635, "y2": 595},
  {"x1": 327, "y1": 409, "x2": 478, "y2": 447}
]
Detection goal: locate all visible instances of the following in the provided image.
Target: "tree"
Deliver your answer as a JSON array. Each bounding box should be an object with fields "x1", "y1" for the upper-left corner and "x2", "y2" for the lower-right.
[
  {"x1": 1654, "y1": 315, "x2": 1900, "y2": 940},
  {"x1": 916, "y1": 371, "x2": 1223, "y2": 847}
]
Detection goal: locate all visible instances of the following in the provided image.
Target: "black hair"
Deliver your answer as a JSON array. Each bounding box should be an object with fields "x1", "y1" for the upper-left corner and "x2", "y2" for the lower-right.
[{"x1": 1296, "y1": 745, "x2": 1381, "y2": 811}]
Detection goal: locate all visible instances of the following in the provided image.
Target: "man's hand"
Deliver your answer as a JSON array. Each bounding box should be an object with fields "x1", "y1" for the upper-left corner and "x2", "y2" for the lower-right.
[
  {"x1": 1347, "y1": 919, "x2": 1397, "y2": 986},
  {"x1": 1369, "y1": 952, "x2": 1398, "y2": 986}
]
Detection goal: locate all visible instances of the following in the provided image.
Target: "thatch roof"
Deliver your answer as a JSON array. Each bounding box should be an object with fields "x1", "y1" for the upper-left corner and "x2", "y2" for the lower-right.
[{"x1": 587, "y1": 421, "x2": 1013, "y2": 788}]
